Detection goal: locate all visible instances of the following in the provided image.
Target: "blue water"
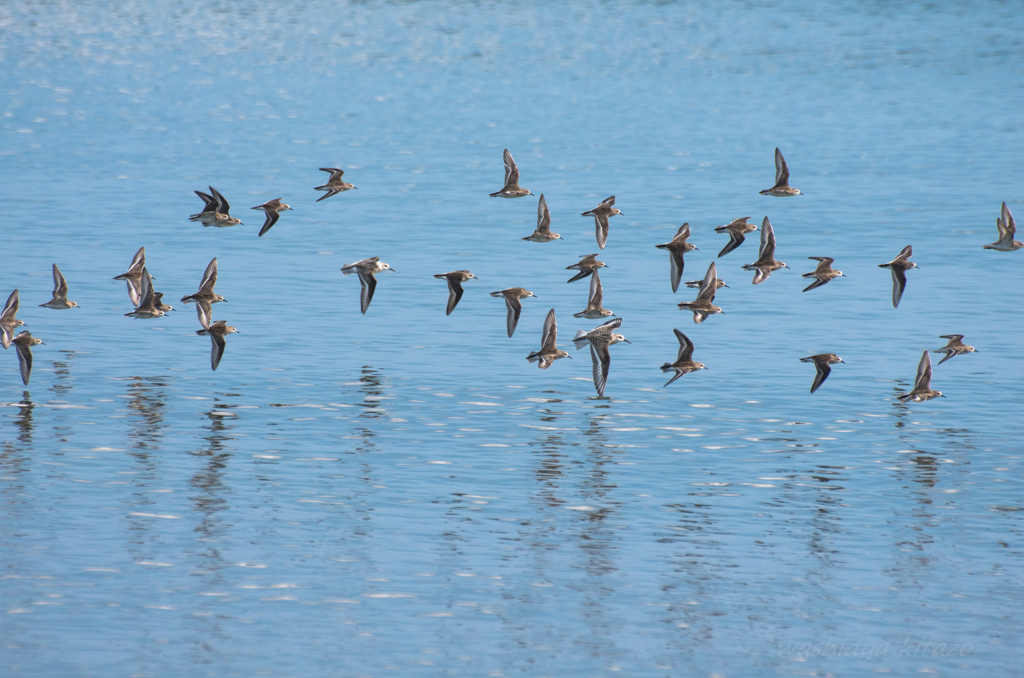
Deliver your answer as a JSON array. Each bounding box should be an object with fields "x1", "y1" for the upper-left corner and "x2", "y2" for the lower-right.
[{"x1": 2, "y1": 1, "x2": 1023, "y2": 676}]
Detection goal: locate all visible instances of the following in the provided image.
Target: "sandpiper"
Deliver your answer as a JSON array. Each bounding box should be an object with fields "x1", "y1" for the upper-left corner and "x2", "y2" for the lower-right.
[
  {"x1": 526, "y1": 308, "x2": 571, "y2": 369},
  {"x1": 581, "y1": 196, "x2": 621, "y2": 249},
  {"x1": 573, "y1": 269, "x2": 614, "y2": 319},
  {"x1": 878, "y1": 245, "x2": 917, "y2": 308},
  {"x1": 573, "y1": 317, "x2": 630, "y2": 398},
  {"x1": 489, "y1": 148, "x2": 532, "y2": 198},
  {"x1": 124, "y1": 269, "x2": 165, "y2": 319},
  {"x1": 189, "y1": 187, "x2": 242, "y2": 227},
  {"x1": 983, "y1": 202, "x2": 1024, "y2": 251},
  {"x1": 655, "y1": 223, "x2": 698, "y2": 292},
  {"x1": 196, "y1": 320, "x2": 239, "y2": 371},
  {"x1": 660, "y1": 329, "x2": 707, "y2": 387},
  {"x1": 715, "y1": 217, "x2": 758, "y2": 257},
  {"x1": 113, "y1": 246, "x2": 147, "y2": 306},
  {"x1": 315, "y1": 168, "x2": 356, "y2": 201},
  {"x1": 799, "y1": 353, "x2": 844, "y2": 394},
  {"x1": 39, "y1": 264, "x2": 79, "y2": 309},
  {"x1": 11, "y1": 331, "x2": 43, "y2": 386},
  {"x1": 490, "y1": 287, "x2": 536, "y2": 338},
  {"x1": 181, "y1": 258, "x2": 225, "y2": 329},
  {"x1": 897, "y1": 350, "x2": 944, "y2": 403},
  {"x1": 934, "y1": 334, "x2": 978, "y2": 365},
  {"x1": 341, "y1": 257, "x2": 395, "y2": 314},
  {"x1": 1, "y1": 289, "x2": 24, "y2": 350},
  {"x1": 566, "y1": 253, "x2": 607, "y2": 283},
  {"x1": 742, "y1": 216, "x2": 788, "y2": 284},
  {"x1": 801, "y1": 257, "x2": 844, "y2": 292},
  {"x1": 433, "y1": 270, "x2": 477, "y2": 316},
  {"x1": 251, "y1": 198, "x2": 292, "y2": 237},
  {"x1": 678, "y1": 261, "x2": 724, "y2": 324},
  {"x1": 522, "y1": 194, "x2": 561, "y2": 242},
  {"x1": 759, "y1": 147, "x2": 801, "y2": 196}
]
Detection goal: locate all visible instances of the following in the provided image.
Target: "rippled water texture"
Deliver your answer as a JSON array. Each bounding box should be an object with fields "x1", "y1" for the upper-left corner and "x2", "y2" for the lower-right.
[{"x1": 2, "y1": 1, "x2": 1023, "y2": 676}]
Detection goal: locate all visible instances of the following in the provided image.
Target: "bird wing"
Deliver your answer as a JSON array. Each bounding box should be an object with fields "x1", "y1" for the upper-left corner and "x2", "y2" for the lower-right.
[
  {"x1": 541, "y1": 308, "x2": 557, "y2": 349},
  {"x1": 358, "y1": 269, "x2": 377, "y2": 315},
  {"x1": 667, "y1": 249, "x2": 684, "y2": 293},
  {"x1": 890, "y1": 267, "x2": 907, "y2": 308},
  {"x1": 210, "y1": 187, "x2": 231, "y2": 214},
  {"x1": 15, "y1": 339, "x2": 33, "y2": 385},
  {"x1": 195, "y1": 299, "x2": 212, "y2": 330},
  {"x1": 914, "y1": 350, "x2": 932, "y2": 390},
  {"x1": 809, "y1": 362, "x2": 831, "y2": 394},
  {"x1": 594, "y1": 214, "x2": 609, "y2": 249},
  {"x1": 209, "y1": 334, "x2": 226, "y2": 371},
  {"x1": 536, "y1": 194, "x2": 551, "y2": 234},
  {"x1": 674, "y1": 328, "x2": 695, "y2": 362},
  {"x1": 1, "y1": 288, "x2": 18, "y2": 321},
  {"x1": 502, "y1": 149, "x2": 519, "y2": 187},
  {"x1": 696, "y1": 262, "x2": 718, "y2": 302},
  {"x1": 259, "y1": 210, "x2": 280, "y2": 237},
  {"x1": 52, "y1": 264, "x2": 69, "y2": 296},
  {"x1": 759, "y1": 217, "x2": 776, "y2": 258},
  {"x1": 504, "y1": 293, "x2": 522, "y2": 338},
  {"x1": 198, "y1": 258, "x2": 218, "y2": 294},
  {"x1": 589, "y1": 270, "x2": 604, "y2": 307},
  {"x1": 774, "y1": 147, "x2": 790, "y2": 187},
  {"x1": 590, "y1": 341, "x2": 611, "y2": 397},
  {"x1": 445, "y1": 277, "x2": 465, "y2": 316}
]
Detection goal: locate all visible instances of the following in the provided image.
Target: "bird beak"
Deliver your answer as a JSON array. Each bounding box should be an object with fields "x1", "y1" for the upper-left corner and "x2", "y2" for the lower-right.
[{"x1": 623, "y1": 339, "x2": 632, "y2": 344}]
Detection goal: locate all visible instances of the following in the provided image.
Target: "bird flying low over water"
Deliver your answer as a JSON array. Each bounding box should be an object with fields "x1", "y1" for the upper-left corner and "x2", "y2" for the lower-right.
[
  {"x1": 799, "y1": 353, "x2": 844, "y2": 394},
  {"x1": 190, "y1": 187, "x2": 242, "y2": 227},
  {"x1": 341, "y1": 257, "x2": 395, "y2": 315},
  {"x1": 660, "y1": 329, "x2": 707, "y2": 387},
  {"x1": 522, "y1": 194, "x2": 561, "y2": 242},
  {"x1": 251, "y1": 198, "x2": 292, "y2": 237},
  {"x1": 489, "y1": 148, "x2": 532, "y2": 198},
  {"x1": 490, "y1": 287, "x2": 536, "y2": 338},
  {"x1": 655, "y1": 223, "x2": 698, "y2": 292},
  {"x1": 934, "y1": 334, "x2": 977, "y2": 365},
  {"x1": 113, "y1": 247, "x2": 147, "y2": 306},
  {"x1": 581, "y1": 196, "x2": 621, "y2": 249},
  {"x1": 760, "y1": 147, "x2": 801, "y2": 196},
  {"x1": 125, "y1": 269, "x2": 165, "y2": 320},
  {"x1": 678, "y1": 261, "x2": 724, "y2": 324},
  {"x1": 742, "y1": 217, "x2": 787, "y2": 285},
  {"x1": 181, "y1": 258, "x2": 225, "y2": 330},
  {"x1": 801, "y1": 257, "x2": 844, "y2": 292},
  {"x1": 878, "y1": 245, "x2": 917, "y2": 309},
  {"x1": 11, "y1": 331, "x2": 43, "y2": 386},
  {"x1": 983, "y1": 202, "x2": 1023, "y2": 251},
  {"x1": 573, "y1": 269, "x2": 614, "y2": 320},
  {"x1": 315, "y1": 168, "x2": 356, "y2": 201},
  {"x1": 566, "y1": 253, "x2": 607, "y2": 284},
  {"x1": 433, "y1": 270, "x2": 477, "y2": 316},
  {"x1": 196, "y1": 320, "x2": 239, "y2": 371},
  {"x1": 40, "y1": 264, "x2": 79, "y2": 310},
  {"x1": 715, "y1": 217, "x2": 757, "y2": 258},
  {"x1": 526, "y1": 308, "x2": 570, "y2": 369},
  {"x1": 573, "y1": 317, "x2": 630, "y2": 398},
  {"x1": 897, "y1": 351, "x2": 944, "y2": 403}
]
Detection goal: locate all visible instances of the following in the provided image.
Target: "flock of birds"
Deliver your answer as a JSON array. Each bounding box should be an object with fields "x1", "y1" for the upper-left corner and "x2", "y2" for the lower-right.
[{"x1": 1, "y1": 148, "x2": 1016, "y2": 397}]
